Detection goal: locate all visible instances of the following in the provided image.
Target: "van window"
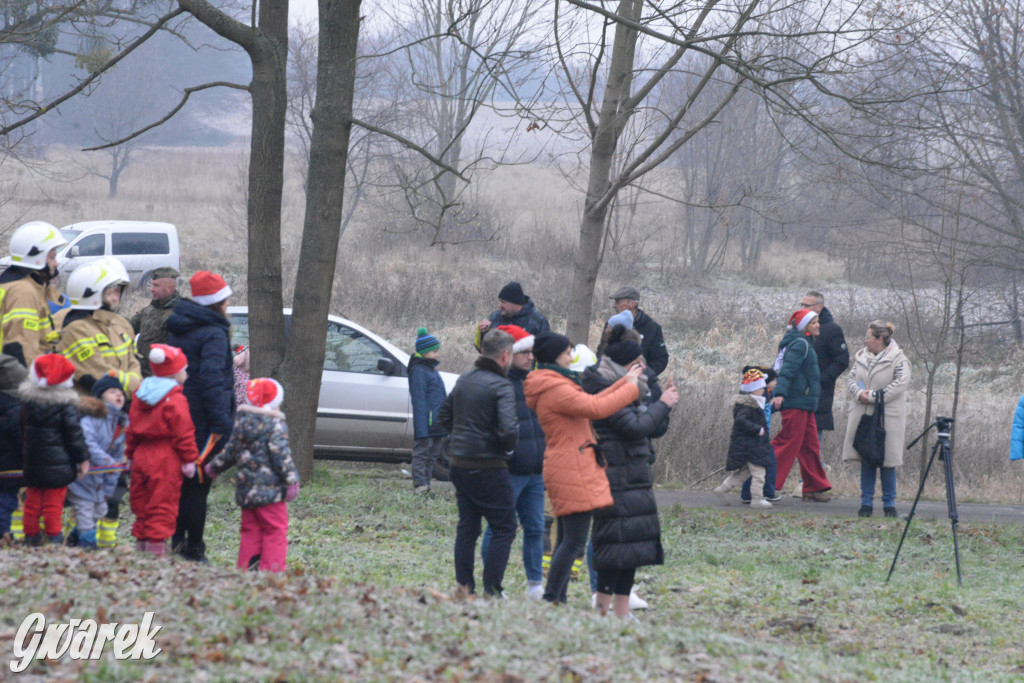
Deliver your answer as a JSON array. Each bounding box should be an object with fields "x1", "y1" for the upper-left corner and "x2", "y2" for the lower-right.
[
  {"x1": 112, "y1": 232, "x2": 170, "y2": 255},
  {"x1": 75, "y1": 234, "x2": 105, "y2": 257}
]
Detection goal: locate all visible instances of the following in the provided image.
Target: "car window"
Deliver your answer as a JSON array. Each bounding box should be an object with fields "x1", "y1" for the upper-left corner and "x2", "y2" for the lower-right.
[
  {"x1": 324, "y1": 322, "x2": 387, "y2": 374},
  {"x1": 75, "y1": 234, "x2": 105, "y2": 257},
  {"x1": 228, "y1": 315, "x2": 387, "y2": 375},
  {"x1": 111, "y1": 232, "x2": 170, "y2": 255}
]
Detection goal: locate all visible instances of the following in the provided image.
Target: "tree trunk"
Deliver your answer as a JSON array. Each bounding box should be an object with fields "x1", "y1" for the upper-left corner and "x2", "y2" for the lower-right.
[
  {"x1": 246, "y1": 2, "x2": 289, "y2": 383},
  {"x1": 565, "y1": 0, "x2": 641, "y2": 345},
  {"x1": 108, "y1": 166, "x2": 120, "y2": 198},
  {"x1": 281, "y1": 0, "x2": 362, "y2": 480}
]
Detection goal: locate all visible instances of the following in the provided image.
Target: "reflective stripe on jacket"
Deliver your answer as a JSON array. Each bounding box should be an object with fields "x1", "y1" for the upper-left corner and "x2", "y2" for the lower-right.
[
  {"x1": 56, "y1": 308, "x2": 142, "y2": 395},
  {"x1": 0, "y1": 273, "x2": 58, "y2": 365}
]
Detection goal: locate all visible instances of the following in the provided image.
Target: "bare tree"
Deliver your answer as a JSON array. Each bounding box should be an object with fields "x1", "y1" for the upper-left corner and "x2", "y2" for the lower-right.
[{"x1": 546, "y1": 0, "x2": 927, "y2": 344}]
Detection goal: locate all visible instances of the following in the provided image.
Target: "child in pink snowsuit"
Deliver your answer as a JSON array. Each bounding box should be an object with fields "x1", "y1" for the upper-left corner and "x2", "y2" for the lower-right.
[{"x1": 204, "y1": 377, "x2": 299, "y2": 572}]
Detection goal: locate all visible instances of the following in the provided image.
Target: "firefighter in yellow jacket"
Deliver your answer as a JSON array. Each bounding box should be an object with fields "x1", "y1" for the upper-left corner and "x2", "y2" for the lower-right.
[
  {"x1": 56, "y1": 258, "x2": 141, "y2": 396},
  {"x1": 0, "y1": 221, "x2": 68, "y2": 368}
]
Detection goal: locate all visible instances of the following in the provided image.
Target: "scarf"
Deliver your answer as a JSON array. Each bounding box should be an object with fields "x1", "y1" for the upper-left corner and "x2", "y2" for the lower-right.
[{"x1": 536, "y1": 362, "x2": 581, "y2": 386}]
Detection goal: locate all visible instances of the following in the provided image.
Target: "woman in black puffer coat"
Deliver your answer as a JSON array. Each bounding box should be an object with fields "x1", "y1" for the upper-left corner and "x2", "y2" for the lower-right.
[
  {"x1": 166, "y1": 271, "x2": 236, "y2": 563},
  {"x1": 580, "y1": 325, "x2": 678, "y2": 618}
]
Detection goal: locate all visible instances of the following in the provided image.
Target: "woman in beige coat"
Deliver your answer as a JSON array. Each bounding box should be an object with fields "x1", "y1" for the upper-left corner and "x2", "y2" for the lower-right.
[{"x1": 841, "y1": 321, "x2": 911, "y2": 518}]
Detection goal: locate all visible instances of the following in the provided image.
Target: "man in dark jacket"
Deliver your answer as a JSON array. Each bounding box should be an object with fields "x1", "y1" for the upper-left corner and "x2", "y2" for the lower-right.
[
  {"x1": 439, "y1": 328, "x2": 518, "y2": 597},
  {"x1": 474, "y1": 281, "x2": 549, "y2": 350},
  {"x1": 801, "y1": 291, "x2": 849, "y2": 453},
  {"x1": 608, "y1": 286, "x2": 669, "y2": 375},
  {"x1": 131, "y1": 267, "x2": 181, "y2": 377},
  {"x1": 479, "y1": 325, "x2": 546, "y2": 600}
]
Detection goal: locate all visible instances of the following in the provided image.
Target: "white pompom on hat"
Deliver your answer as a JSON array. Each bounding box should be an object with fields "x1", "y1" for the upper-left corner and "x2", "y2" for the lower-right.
[
  {"x1": 247, "y1": 377, "x2": 284, "y2": 410},
  {"x1": 149, "y1": 343, "x2": 188, "y2": 378},
  {"x1": 189, "y1": 270, "x2": 233, "y2": 306},
  {"x1": 30, "y1": 353, "x2": 76, "y2": 388}
]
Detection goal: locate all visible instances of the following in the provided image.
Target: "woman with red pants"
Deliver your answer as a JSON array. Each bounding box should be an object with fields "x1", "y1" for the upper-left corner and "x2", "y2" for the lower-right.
[{"x1": 771, "y1": 310, "x2": 833, "y2": 501}]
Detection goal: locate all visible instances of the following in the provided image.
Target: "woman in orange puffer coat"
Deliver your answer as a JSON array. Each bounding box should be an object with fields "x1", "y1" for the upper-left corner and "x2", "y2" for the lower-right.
[{"x1": 523, "y1": 332, "x2": 642, "y2": 605}]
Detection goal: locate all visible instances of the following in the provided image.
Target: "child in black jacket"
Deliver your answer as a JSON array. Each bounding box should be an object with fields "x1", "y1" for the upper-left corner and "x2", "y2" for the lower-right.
[
  {"x1": 19, "y1": 354, "x2": 90, "y2": 544},
  {"x1": 714, "y1": 368, "x2": 775, "y2": 509}
]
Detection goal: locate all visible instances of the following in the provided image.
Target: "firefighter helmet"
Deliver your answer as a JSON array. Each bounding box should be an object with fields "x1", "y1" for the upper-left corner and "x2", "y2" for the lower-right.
[{"x1": 8, "y1": 221, "x2": 67, "y2": 270}]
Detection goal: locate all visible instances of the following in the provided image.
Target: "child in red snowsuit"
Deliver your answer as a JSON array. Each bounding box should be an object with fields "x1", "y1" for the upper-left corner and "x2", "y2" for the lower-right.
[{"x1": 126, "y1": 344, "x2": 198, "y2": 556}]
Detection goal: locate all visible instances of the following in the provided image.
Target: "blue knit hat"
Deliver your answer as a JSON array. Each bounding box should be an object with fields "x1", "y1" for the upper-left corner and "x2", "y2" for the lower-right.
[
  {"x1": 608, "y1": 310, "x2": 634, "y2": 329},
  {"x1": 415, "y1": 327, "x2": 441, "y2": 354}
]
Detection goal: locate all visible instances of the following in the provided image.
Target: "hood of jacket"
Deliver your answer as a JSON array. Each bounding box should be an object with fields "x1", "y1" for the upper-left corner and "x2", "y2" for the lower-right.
[
  {"x1": 237, "y1": 403, "x2": 286, "y2": 420},
  {"x1": 78, "y1": 396, "x2": 109, "y2": 418},
  {"x1": 17, "y1": 380, "x2": 79, "y2": 406},
  {"x1": 0, "y1": 353, "x2": 28, "y2": 392},
  {"x1": 166, "y1": 298, "x2": 231, "y2": 337},
  {"x1": 136, "y1": 377, "x2": 180, "y2": 405},
  {"x1": 408, "y1": 354, "x2": 440, "y2": 372}
]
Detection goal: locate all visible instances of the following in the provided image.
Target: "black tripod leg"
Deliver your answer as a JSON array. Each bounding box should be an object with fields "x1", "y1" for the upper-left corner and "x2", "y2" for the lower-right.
[
  {"x1": 941, "y1": 440, "x2": 963, "y2": 585},
  {"x1": 887, "y1": 441, "x2": 940, "y2": 583}
]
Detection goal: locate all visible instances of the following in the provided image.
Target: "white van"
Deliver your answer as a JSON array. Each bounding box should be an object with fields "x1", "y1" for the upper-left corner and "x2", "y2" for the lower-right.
[{"x1": 57, "y1": 221, "x2": 180, "y2": 286}]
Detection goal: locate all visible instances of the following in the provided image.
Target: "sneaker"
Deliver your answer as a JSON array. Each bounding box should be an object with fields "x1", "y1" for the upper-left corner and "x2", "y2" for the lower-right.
[
  {"x1": 628, "y1": 587, "x2": 649, "y2": 610},
  {"x1": 712, "y1": 485, "x2": 731, "y2": 506},
  {"x1": 527, "y1": 584, "x2": 544, "y2": 601},
  {"x1": 766, "y1": 494, "x2": 782, "y2": 502},
  {"x1": 740, "y1": 498, "x2": 751, "y2": 505},
  {"x1": 858, "y1": 506, "x2": 872, "y2": 517},
  {"x1": 752, "y1": 499, "x2": 773, "y2": 509},
  {"x1": 884, "y1": 507, "x2": 898, "y2": 518},
  {"x1": 802, "y1": 491, "x2": 832, "y2": 502}
]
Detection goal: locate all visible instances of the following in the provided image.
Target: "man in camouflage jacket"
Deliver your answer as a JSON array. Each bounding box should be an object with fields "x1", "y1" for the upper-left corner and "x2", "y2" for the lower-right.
[{"x1": 131, "y1": 268, "x2": 181, "y2": 377}]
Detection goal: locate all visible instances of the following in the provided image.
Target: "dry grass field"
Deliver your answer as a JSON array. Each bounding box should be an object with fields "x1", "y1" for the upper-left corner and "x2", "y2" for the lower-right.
[{"x1": 3, "y1": 145, "x2": 1024, "y2": 505}]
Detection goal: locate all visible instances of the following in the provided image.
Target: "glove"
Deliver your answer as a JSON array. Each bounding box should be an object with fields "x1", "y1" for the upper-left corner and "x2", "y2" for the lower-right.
[
  {"x1": 79, "y1": 374, "x2": 97, "y2": 392},
  {"x1": 181, "y1": 462, "x2": 196, "y2": 478},
  {"x1": 203, "y1": 463, "x2": 217, "y2": 481},
  {"x1": 285, "y1": 482, "x2": 299, "y2": 502}
]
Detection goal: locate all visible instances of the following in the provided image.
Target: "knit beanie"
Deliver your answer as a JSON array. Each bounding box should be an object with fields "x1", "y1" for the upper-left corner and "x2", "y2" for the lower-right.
[
  {"x1": 740, "y1": 367, "x2": 766, "y2": 393},
  {"x1": 91, "y1": 374, "x2": 124, "y2": 400},
  {"x1": 498, "y1": 281, "x2": 526, "y2": 305},
  {"x1": 533, "y1": 332, "x2": 572, "y2": 364},
  {"x1": 603, "y1": 324, "x2": 644, "y2": 367},
  {"x1": 415, "y1": 327, "x2": 441, "y2": 354},
  {"x1": 607, "y1": 310, "x2": 634, "y2": 329},
  {"x1": 789, "y1": 309, "x2": 818, "y2": 331}
]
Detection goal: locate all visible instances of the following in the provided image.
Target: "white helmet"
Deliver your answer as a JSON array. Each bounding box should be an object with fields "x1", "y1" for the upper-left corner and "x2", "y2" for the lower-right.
[
  {"x1": 66, "y1": 258, "x2": 129, "y2": 310},
  {"x1": 8, "y1": 221, "x2": 67, "y2": 270}
]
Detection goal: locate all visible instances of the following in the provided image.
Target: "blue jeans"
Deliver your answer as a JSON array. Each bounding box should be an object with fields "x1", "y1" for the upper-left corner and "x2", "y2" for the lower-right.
[
  {"x1": 860, "y1": 463, "x2": 897, "y2": 508},
  {"x1": 451, "y1": 466, "x2": 516, "y2": 596},
  {"x1": 481, "y1": 473, "x2": 545, "y2": 584},
  {"x1": 741, "y1": 449, "x2": 777, "y2": 501},
  {"x1": 0, "y1": 490, "x2": 17, "y2": 536}
]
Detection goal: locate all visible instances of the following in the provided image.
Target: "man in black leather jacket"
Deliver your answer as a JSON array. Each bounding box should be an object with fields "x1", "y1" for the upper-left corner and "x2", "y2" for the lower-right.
[{"x1": 438, "y1": 328, "x2": 518, "y2": 597}]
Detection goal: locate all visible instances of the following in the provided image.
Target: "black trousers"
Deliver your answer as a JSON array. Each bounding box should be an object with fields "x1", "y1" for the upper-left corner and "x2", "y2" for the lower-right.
[
  {"x1": 450, "y1": 466, "x2": 516, "y2": 596},
  {"x1": 172, "y1": 475, "x2": 212, "y2": 557}
]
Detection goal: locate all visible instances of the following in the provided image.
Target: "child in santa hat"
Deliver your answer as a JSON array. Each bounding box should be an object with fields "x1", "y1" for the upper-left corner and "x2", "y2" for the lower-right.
[
  {"x1": 18, "y1": 353, "x2": 91, "y2": 544},
  {"x1": 204, "y1": 377, "x2": 299, "y2": 572},
  {"x1": 125, "y1": 344, "x2": 199, "y2": 556}
]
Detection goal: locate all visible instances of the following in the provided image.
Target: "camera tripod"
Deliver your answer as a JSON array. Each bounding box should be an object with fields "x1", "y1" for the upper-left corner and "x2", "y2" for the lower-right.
[{"x1": 886, "y1": 417, "x2": 962, "y2": 585}]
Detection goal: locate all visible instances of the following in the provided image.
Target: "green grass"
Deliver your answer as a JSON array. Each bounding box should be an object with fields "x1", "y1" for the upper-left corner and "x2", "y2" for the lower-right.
[{"x1": 3, "y1": 463, "x2": 1024, "y2": 681}]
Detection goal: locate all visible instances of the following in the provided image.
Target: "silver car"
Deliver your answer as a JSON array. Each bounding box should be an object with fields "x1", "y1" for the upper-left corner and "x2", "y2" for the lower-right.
[{"x1": 228, "y1": 307, "x2": 457, "y2": 475}]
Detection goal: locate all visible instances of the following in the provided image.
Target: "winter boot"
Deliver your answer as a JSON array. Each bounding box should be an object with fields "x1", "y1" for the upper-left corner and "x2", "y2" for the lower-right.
[
  {"x1": 136, "y1": 538, "x2": 148, "y2": 553},
  {"x1": 65, "y1": 526, "x2": 79, "y2": 547},
  {"x1": 10, "y1": 508, "x2": 24, "y2": 542},
  {"x1": 147, "y1": 540, "x2": 167, "y2": 558},
  {"x1": 97, "y1": 518, "x2": 118, "y2": 548},
  {"x1": 25, "y1": 533, "x2": 43, "y2": 547},
  {"x1": 47, "y1": 533, "x2": 64, "y2": 545},
  {"x1": 77, "y1": 529, "x2": 98, "y2": 550}
]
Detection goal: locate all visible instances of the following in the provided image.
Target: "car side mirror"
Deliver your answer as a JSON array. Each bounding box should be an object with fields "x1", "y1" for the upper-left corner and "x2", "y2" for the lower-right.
[
  {"x1": 377, "y1": 357, "x2": 396, "y2": 375},
  {"x1": 68, "y1": 246, "x2": 80, "y2": 258}
]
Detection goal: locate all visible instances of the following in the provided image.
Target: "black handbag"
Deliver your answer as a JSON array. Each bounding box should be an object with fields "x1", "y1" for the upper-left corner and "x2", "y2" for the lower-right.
[{"x1": 853, "y1": 389, "x2": 886, "y2": 467}]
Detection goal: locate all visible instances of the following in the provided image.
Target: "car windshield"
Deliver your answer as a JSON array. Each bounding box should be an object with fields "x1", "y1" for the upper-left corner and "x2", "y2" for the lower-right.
[{"x1": 60, "y1": 230, "x2": 80, "y2": 243}]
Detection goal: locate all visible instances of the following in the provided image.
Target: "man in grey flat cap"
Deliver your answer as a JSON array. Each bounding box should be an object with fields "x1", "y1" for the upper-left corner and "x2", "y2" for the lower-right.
[
  {"x1": 131, "y1": 267, "x2": 181, "y2": 377},
  {"x1": 607, "y1": 286, "x2": 669, "y2": 375}
]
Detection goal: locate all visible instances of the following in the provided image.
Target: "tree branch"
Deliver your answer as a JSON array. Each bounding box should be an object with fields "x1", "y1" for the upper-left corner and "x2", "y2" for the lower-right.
[
  {"x1": 350, "y1": 117, "x2": 470, "y2": 182},
  {"x1": 0, "y1": 7, "x2": 186, "y2": 137},
  {"x1": 82, "y1": 81, "x2": 250, "y2": 151}
]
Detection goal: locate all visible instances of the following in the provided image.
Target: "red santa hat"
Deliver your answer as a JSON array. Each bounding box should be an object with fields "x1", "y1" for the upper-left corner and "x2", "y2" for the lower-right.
[
  {"x1": 788, "y1": 309, "x2": 818, "y2": 332},
  {"x1": 149, "y1": 344, "x2": 188, "y2": 378},
  {"x1": 30, "y1": 353, "x2": 76, "y2": 389},
  {"x1": 247, "y1": 377, "x2": 284, "y2": 410},
  {"x1": 189, "y1": 270, "x2": 233, "y2": 306},
  {"x1": 496, "y1": 324, "x2": 534, "y2": 353}
]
